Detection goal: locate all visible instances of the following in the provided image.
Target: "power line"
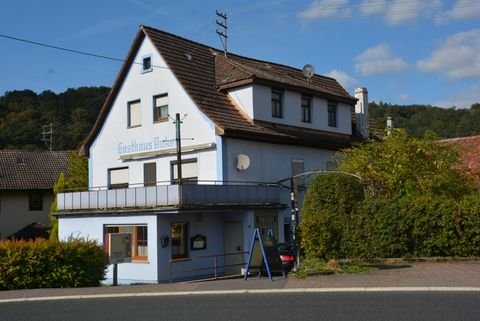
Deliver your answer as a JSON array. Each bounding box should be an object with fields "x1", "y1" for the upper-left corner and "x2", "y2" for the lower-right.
[{"x1": 0, "y1": 33, "x2": 170, "y2": 70}]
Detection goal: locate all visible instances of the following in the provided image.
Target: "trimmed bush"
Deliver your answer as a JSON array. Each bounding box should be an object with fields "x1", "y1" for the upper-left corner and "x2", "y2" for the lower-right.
[
  {"x1": 300, "y1": 172, "x2": 364, "y2": 259},
  {"x1": 0, "y1": 238, "x2": 108, "y2": 290}
]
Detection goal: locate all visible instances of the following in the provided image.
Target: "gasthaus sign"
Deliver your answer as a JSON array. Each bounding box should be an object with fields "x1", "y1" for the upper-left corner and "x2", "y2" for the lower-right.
[{"x1": 109, "y1": 233, "x2": 132, "y2": 264}]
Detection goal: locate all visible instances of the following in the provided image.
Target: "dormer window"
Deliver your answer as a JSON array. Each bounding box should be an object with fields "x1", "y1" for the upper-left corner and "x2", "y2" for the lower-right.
[
  {"x1": 271, "y1": 89, "x2": 283, "y2": 118},
  {"x1": 328, "y1": 101, "x2": 337, "y2": 127},
  {"x1": 301, "y1": 96, "x2": 311, "y2": 123},
  {"x1": 142, "y1": 55, "x2": 152, "y2": 73}
]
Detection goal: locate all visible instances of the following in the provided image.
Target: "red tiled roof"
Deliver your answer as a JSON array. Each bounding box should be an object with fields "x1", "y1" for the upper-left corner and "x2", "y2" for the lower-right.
[
  {"x1": 441, "y1": 135, "x2": 480, "y2": 185},
  {"x1": 0, "y1": 150, "x2": 70, "y2": 190},
  {"x1": 80, "y1": 26, "x2": 359, "y2": 156}
]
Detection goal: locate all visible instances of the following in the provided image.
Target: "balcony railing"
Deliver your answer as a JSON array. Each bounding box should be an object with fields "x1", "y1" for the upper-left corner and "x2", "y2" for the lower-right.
[{"x1": 56, "y1": 182, "x2": 284, "y2": 212}]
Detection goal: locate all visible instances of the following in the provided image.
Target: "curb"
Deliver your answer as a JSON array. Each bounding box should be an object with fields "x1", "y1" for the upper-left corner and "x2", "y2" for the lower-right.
[{"x1": 2, "y1": 287, "x2": 480, "y2": 304}]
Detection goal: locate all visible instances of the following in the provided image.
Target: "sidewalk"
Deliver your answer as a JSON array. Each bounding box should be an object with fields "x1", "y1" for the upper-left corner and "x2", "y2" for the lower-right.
[{"x1": 1, "y1": 261, "x2": 479, "y2": 303}]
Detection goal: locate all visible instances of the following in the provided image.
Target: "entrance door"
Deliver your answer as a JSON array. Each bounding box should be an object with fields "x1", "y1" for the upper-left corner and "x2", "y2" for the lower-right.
[{"x1": 223, "y1": 221, "x2": 243, "y2": 276}]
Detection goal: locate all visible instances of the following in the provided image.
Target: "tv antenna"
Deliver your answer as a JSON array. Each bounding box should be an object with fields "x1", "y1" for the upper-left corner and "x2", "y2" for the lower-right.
[
  {"x1": 41, "y1": 123, "x2": 53, "y2": 151},
  {"x1": 302, "y1": 64, "x2": 316, "y2": 82},
  {"x1": 216, "y1": 10, "x2": 228, "y2": 57}
]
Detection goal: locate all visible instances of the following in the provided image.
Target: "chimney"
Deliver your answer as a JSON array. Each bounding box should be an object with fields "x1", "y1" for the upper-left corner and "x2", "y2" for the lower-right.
[
  {"x1": 387, "y1": 116, "x2": 393, "y2": 136},
  {"x1": 354, "y1": 87, "x2": 369, "y2": 138}
]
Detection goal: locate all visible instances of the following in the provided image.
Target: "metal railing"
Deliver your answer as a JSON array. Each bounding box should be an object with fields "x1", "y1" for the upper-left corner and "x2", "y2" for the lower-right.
[
  {"x1": 169, "y1": 251, "x2": 248, "y2": 283},
  {"x1": 57, "y1": 181, "x2": 284, "y2": 211}
]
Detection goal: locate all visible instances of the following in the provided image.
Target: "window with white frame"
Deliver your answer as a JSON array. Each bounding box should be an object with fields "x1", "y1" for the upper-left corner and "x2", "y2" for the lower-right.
[
  {"x1": 128, "y1": 100, "x2": 141, "y2": 128},
  {"x1": 271, "y1": 89, "x2": 283, "y2": 118},
  {"x1": 328, "y1": 101, "x2": 337, "y2": 127},
  {"x1": 144, "y1": 162, "x2": 157, "y2": 187},
  {"x1": 301, "y1": 96, "x2": 311, "y2": 123},
  {"x1": 104, "y1": 225, "x2": 148, "y2": 261},
  {"x1": 171, "y1": 158, "x2": 198, "y2": 184},
  {"x1": 142, "y1": 55, "x2": 152, "y2": 73},
  {"x1": 153, "y1": 94, "x2": 168, "y2": 122},
  {"x1": 109, "y1": 167, "x2": 128, "y2": 189}
]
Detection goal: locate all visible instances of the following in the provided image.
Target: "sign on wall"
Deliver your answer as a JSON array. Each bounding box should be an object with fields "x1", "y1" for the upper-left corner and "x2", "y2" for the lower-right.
[{"x1": 109, "y1": 233, "x2": 132, "y2": 264}]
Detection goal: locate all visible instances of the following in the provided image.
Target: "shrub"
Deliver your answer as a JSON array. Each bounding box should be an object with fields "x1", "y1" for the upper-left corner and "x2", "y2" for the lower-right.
[
  {"x1": 0, "y1": 238, "x2": 108, "y2": 290},
  {"x1": 300, "y1": 172, "x2": 364, "y2": 259}
]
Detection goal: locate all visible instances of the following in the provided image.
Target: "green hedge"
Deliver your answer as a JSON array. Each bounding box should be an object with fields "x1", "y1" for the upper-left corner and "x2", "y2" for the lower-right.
[
  {"x1": 0, "y1": 238, "x2": 108, "y2": 290},
  {"x1": 300, "y1": 174, "x2": 480, "y2": 260}
]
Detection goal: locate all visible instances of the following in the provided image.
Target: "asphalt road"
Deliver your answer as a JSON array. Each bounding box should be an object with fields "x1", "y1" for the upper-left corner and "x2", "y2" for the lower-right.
[{"x1": 2, "y1": 292, "x2": 479, "y2": 321}]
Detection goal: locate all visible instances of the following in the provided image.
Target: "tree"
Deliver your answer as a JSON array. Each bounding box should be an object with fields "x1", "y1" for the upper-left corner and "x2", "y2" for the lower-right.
[
  {"x1": 336, "y1": 129, "x2": 473, "y2": 199},
  {"x1": 49, "y1": 151, "x2": 88, "y2": 240}
]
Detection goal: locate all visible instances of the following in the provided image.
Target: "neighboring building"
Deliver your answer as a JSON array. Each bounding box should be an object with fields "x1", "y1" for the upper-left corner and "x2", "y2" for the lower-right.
[
  {"x1": 55, "y1": 25, "x2": 368, "y2": 284},
  {"x1": 441, "y1": 135, "x2": 480, "y2": 186},
  {"x1": 0, "y1": 150, "x2": 70, "y2": 239}
]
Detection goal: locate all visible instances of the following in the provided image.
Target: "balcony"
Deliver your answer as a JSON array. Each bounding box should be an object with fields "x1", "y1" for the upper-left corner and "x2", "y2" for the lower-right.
[{"x1": 56, "y1": 182, "x2": 286, "y2": 212}]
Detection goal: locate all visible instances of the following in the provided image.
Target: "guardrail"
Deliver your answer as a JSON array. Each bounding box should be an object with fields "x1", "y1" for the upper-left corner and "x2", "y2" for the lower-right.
[
  {"x1": 57, "y1": 183, "x2": 283, "y2": 211},
  {"x1": 169, "y1": 251, "x2": 248, "y2": 283}
]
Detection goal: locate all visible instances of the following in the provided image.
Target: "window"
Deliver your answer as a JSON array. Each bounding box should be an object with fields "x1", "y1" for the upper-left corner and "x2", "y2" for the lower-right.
[
  {"x1": 271, "y1": 89, "x2": 283, "y2": 118},
  {"x1": 153, "y1": 94, "x2": 168, "y2": 122},
  {"x1": 301, "y1": 96, "x2": 311, "y2": 123},
  {"x1": 328, "y1": 101, "x2": 337, "y2": 127},
  {"x1": 109, "y1": 167, "x2": 128, "y2": 189},
  {"x1": 142, "y1": 55, "x2": 152, "y2": 73},
  {"x1": 171, "y1": 158, "x2": 198, "y2": 184},
  {"x1": 144, "y1": 163, "x2": 157, "y2": 187},
  {"x1": 29, "y1": 191, "x2": 43, "y2": 211},
  {"x1": 128, "y1": 100, "x2": 141, "y2": 128},
  {"x1": 292, "y1": 159, "x2": 305, "y2": 190},
  {"x1": 254, "y1": 210, "x2": 278, "y2": 240},
  {"x1": 171, "y1": 222, "x2": 188, "y2": 259},
  {"x1": 104, "y1": 225, "x2": 148, "y2": 261}
]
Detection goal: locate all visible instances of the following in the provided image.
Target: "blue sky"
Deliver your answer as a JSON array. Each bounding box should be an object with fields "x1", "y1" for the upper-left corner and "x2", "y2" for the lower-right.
[{"x1": 1, "y1": 0, "x2": 479, "y2": 108}]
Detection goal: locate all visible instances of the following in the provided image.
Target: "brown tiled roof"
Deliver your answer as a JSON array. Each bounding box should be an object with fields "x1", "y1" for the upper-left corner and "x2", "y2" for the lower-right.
[
  {"x1": 80, "y1": 26, "x2": 359, "y2": 155},
  {"x1": 441, "y1": 135, "x2": 480, "y2": 185},
  {"x1": 0, "y1": 150, "x2": 70, "y2": 190}
]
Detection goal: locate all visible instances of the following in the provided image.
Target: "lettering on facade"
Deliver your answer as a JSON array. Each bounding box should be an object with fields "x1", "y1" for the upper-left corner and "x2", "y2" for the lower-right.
[{"x1": 117, "y1": 137, "x2": 176, "y2": 155}]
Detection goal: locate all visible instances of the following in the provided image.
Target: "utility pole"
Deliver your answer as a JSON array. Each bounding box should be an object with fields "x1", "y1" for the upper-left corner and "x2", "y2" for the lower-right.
[
  {"x1": 216, "y1": 10, "x2": 228, "y2": 57},
  {"x1": 41, "y1": 123, "x2": 53, "y2": 151},
  {"x1": 174, "y1": 113, "x2": 182, "y2": 184}
]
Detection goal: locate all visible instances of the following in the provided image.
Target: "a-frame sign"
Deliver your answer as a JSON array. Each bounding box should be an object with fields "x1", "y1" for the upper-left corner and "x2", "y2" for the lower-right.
[{"x1": 244, "y1": 228, "x2": 285, "y2": 281}]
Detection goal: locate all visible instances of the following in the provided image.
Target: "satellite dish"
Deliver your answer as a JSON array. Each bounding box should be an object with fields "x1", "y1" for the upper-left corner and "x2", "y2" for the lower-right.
[
  {"x1": 236, "y1": 154, "x2": 250, "y2": 171},
  {"x1": 302, "y1": 64, "x2": 316, "y2": 80}
]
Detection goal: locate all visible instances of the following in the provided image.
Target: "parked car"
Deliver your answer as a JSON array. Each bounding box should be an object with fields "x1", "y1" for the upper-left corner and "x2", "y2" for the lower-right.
[{"x1": 277, "y1": 242, "x2": 296, "y2": 273}]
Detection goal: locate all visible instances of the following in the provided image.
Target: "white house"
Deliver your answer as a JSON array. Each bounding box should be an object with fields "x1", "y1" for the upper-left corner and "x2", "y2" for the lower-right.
[
  {"x1": 55, "y1": 25, "x2": 368, "y2": 284},
  {"x1": 0, "y1": 150, "x2": 70, "y2": 240}
]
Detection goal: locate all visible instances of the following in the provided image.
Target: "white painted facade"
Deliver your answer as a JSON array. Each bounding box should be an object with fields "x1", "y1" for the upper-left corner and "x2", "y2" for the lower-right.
[{"x1": 57, "y1": 31, "x2": 359, "y2": 284}]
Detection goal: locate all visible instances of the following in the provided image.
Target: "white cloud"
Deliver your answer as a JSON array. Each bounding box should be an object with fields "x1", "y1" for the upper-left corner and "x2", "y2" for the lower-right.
[
  {"x1": 324, "y1": 69, "x2": 358, "y2": 92},
  {"x1": 385, "y1": 0, "x2": 422, "y2": 25},
  {"x1": 360, "y1": 0, "x2": 386, "y2": 15},
  {"x1": 354, "y1": 44, "x2": 409, "y2": 76},
  {"x1": 297, "y1": 0, "x2": 350, "y2": 20},
  {"x1": 417, "y1": 29, "x2": 480, "y2": 79},
  {"x1": 435, "y1": 83, "x2": 480, "y2": 109},
  {"x1": 435, "y1": 0, "x2": 480, "y2": 24}
]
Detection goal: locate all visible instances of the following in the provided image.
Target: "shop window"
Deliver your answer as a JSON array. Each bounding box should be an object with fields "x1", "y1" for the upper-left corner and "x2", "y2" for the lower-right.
[
  {"x1": 171, "y1": 222, "x2": 188, "y2": 259},
  {"x1": 104, "y1": 225, "x2": 148, "y2": 261}
]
